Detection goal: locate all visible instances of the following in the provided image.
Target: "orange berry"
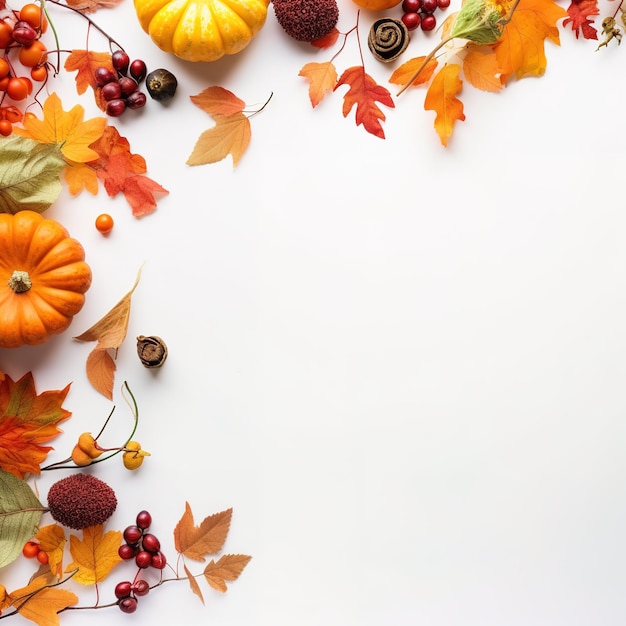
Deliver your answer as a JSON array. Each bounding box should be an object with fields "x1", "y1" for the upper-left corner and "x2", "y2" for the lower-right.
[
  {"x1": 0, "y1": 21, "x2": 13, "y2": 49},
  {"x1": 6, "y1": 77, "x2": 29, "y2": 101},
  {"x1": 95, "y1": 213, "x2": 114, "y2": 234},
  {"x1": 22, "y1": 541, "x2": 40, "y2": 558},
  {"x1": 19, "y1": 40, "x2": 47, "y2": 68},
  {"x1": 0, "y1": 76, "x2": 9, "y2": 92},
  {"x1": 36, "y1": 550, "x2": 49, "y2": 565},
  {"x1": 0, "y1": 120, "x2": 12, "y2": 136},
  {"x1": 30, "y1": 64, "x2": 47, "y2": 82},
  {"x1": 0, "y1": 59, "x2": 9, "y2": 80},
  {"x1": 19, "y1": 3, "x2": 47, "y2": 32},
  {"x1": 4, "y1": 105, "x2": 22, "y2": 123}
]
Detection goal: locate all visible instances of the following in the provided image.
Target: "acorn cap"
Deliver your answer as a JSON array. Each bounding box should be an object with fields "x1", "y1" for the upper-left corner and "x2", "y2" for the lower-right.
[
  {"x1": 47, "y1": 474, "x2": 117, "y2": 530},
  {"x1": 272, "y1": 0, "x2": 339, "y2": 42}
]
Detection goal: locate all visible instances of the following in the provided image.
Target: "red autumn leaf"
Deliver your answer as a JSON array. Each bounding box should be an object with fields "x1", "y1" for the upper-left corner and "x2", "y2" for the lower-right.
[
  {"x1": 0, "y1": 372, "x2": 71, "y2": 478},
  {"x1": 334, "y1": 66, "x2": 394, "y2": 139},
  {"x1": 121, "y1": 175, "x2": 169, "y2": 217},
  {"x1": 563, "y1": 0, "x2": 599, "y2": 39},
  {"x1": 190, "y1": 86, "x2": 246, "y2": 116},
  {"x1": 424, "y1": 63, "x2": 465, "y2": 147},
  {"x1": 299, "y1": 61, "x2": 338, "y2": 107},
  {"x1": 311, "y1": 28, "x2": 340, "y2": 48}
]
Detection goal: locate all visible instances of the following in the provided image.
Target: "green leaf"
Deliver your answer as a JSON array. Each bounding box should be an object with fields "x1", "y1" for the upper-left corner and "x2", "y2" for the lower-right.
[
  {"x1": 0, "y1": 469, "x2": 44, "y2": 568},
  {"x1": 0, "y1": 136, "x2": 65, "y2": 214}
]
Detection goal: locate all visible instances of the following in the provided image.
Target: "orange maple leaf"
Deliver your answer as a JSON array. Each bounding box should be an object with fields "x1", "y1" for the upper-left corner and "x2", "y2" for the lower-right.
[
  {"x1": 64, "y1": 160, "x2": 99, "y2": 195},
  {"x1": 299, "y1": 61, "x2": 338, "y2": 108},
  {"x1": 563, "y1": 0, "x2": 599, "y2": 39},
  {"x1": 462, "y1": 49, "x2": 504, "y2": 92},
  {"x1": 424, "y1": 63, "x2": 465, "y2": 147},
  {"x1": 35, "y1": 524, "x2": 66, "y2": 579},
  {"x1": 8, "y1": 574, "x2": 78, "y2": 626},
  {"x1": 65, "y1": 0, "x2": 123, "y2": 12},
  {"x1": 190, "y1": 86, "x2": 246, "y2": 116},
  {"x1": 334, "y1": 66, "x2": 394, "y2": 139},
  {"x1": 174, "y1": 503, "x2": 232, "y2": 561},
  {"x1": 65, "y1": 525, "x2": 123, "y2": 584},
  {"x1": 186, "y1": 113, "x2": 251, "y2": 167},
  {"x1": 494, "y1": 0, "x2": 567, "y2": 81},
  {"x1": 64, "y1": 50, "x2": 114, "y2": 108},
  {"x1": 389, "y1": 56, "x2": 438, "y2": 88},
  {"x1": 0, "y1": 372, "x2": 71, "y2": 478},
  {"x1": 204, "y1": 554, "x2": 252, "y2": 593}
]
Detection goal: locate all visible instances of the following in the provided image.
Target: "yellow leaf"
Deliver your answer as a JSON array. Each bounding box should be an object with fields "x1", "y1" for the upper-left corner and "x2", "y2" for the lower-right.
[
  {"x1": 13, "y1": 93, "x2": 106, "y2": 163},
  {"x1": 424, "y1": 63, "x2": 466, "y2": 147},
  {"x1": 186, "y1": 113, "x2": 251, "y2": 167},
  {"x1": 204, "y1": 554, "x2": 252, "y2": 593},
  {"x1": 462, "y1": 49, "x2": 503, "y2": 92},
  {"x1": 174, "y1": 503, "x2": 232, "y2": 561},
  {"x1": 298, "y1": 61, "x2": 338, "y2": 107},
  {"x1": 65, "y1": 525, "x2": 122, "y2": 585},
  {"x1": 64, "y1": 160, "x2": 99, "y2": 195},
  {"x1": 35, "y1": 524, "x2": 66, "y2": 579}
]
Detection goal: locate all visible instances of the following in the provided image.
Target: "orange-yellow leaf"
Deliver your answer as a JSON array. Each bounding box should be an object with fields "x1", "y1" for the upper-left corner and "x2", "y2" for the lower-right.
[
  {"x1": 334, "y1": 66, "x2": 394, "y2": 139},
  {"x1": 65, "y1": 525, "x2": 122, "y2": 585},
  {"x1": 494, "y1": 0, "x2": 567, "y2": 81},
  {"x1": 0, "y1": 372, "x2": 71, "y2": 478},
  {"x1": 74, "y1": 268, "x2": 141, "y2": 399},
  {"x1": 424, "y1": 63, "x2": 465, "y2": 147},
  {"x1": 9, "y1": 574, "x2": 78, "y2": 626},
  {"x1": 462, "y1": 49, "x2": 503, "y2": 92},
  {"x1": 204, "y1": 554, "x2": 252, "y2": 593},
  {"x1": 64, "y1": 161, "x2": 99, "y2": 195},
  {"x1": 174, "y1": 503, "x2": 232, "y2": 561},
  {"x1": 186, "y1": 113, "x2": 251, "y2": 167},
  {"x1": 298, "y1": 61, "x2": 338, "y2": 107},
  {"x1": 190, "y1": 86, "x2": 246, "y2": 116},
  {"x1": 389, "y1": 56, "x2": 438, "y2": 87},
  {"x1": 184, "y1": 563, "x2": 204, "y2": 603},
  {"x1": 64, "y1": 50, "x2": 114, "y2": 98},
  {"x1": 13, "y1": 93, "x2": 106, "y2": 162},
  {"x1": 35, "y1": 524, "x2": 66, "y2": 579}
]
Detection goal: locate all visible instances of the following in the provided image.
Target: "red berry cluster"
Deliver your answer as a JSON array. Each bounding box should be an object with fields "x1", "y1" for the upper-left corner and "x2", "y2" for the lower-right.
[
  {"x1": 22, "y1": 540, "x2": 49, "y2": 565},
  {"x1": 94, "y1": 51, "x2": 148, "y2": 117},
  {"x1": 118, "y1": 510, "x2": 167, "y2": 571},
  {"x1": 0, "y1": 3, "x2": 49, "y2": 135},
  {"x1": 401, "y1": 0, "x2": 450, "y2": 32},
  {"x1": 114, "y1": 578, "x2": 150, "y2": 614}
]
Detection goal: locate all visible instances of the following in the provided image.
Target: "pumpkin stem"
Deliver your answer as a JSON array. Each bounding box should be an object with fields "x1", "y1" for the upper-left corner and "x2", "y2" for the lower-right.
[{"x1": 8, "y1": 270, "x2": 32, "y2": 293}]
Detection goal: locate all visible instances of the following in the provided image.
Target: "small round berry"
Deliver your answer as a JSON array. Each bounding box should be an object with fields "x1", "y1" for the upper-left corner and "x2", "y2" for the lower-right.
[
  {"x1": 36, "y1": 550, "x2": 49, "y2": 565},
  {"x1": 114, "y1": 581, "x2": 132, "y2": 599},
  {"x1": 118, "y1": 597, "x2": 138, "y2": 614},
  {"x1": 151, "y1": 551, "x2": 167, "y2": 570},
  {"x1": 0, "y1": 120, "x2": 12, "y2": 137},
  {"x1": 420, "y1": 0, "x2": 438, "y2": 12},
  {"x1": 95, "y1": 213, "x2": 114, "y2": 234},
  {"x1": 401, "y1": 0, "x2": 421, "y2": 11},
  {"x1": 123, "y1": 525, "x2": 143, "y2": 545},
  {"x1": 100, "y1": 81, "x2": 122, "y2": 102},
  {"x1": 106, "y1": 98, "x2": 126, "y2": 117},
  {"x1": 118, "y1": 543, "x2": 137, "y2": 560},
  {"x1": 437, "y1": 0, "x2": 451, "y2": 7},
  {"x1": 132, "y1": 580, "x2": 150, "y2": 596},
  {"x1": 126, "y1": 91, "x2": 147, "y2": 110},
  {"x1": 129, "y1": 59, "x2": 147, "y2": 82},
  {"x1": 118, "y1": 76, "x2": 138, "y2": 97},
  {"x1": 135, "y1": 550, "x2": 152, "y2": 569},
  {"x1": 421, "y1": 13, "x2": 437, "y2": 30},
  {"x1": 401, "y1": 12, "x2": 421, "y2": 30},
  {"x1": 136, "y1": 510, "x2": 152, "y2": 529},
  {"x1": 112, "y1": 50, "x2": 130, "y2": 74},
  {"x1": 22, "y1": 541, "x2": 40, "y2": 559},
  {"x1": 94, "y1": 66, "x2": 116, "y2": 87},
  {"x1": 141, "y1": 533, "x2": 160, "y2": 553}
]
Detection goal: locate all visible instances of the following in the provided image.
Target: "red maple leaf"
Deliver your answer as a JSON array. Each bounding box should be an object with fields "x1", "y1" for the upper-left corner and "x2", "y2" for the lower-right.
[
  {"x1": 563, "y1": 0, "x2": 599, "y2": 39},
  {"x1": 334, "y1": 66, "x2": 394, "y2": 139}
]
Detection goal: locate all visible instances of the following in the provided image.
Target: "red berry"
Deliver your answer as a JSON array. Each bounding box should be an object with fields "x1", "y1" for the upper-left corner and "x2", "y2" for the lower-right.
[
  {"x1": 132, "y1": 580, "x2": 150, "y2": 596},
  {"x1": 151, "y1": 551, "x2": 167, "y2": 570},
  {"x1": 401, "y1": 0, "x2": 421, "y2": 11},
  {"x1": 94, "y1": 66, "x2": 116, "y2": 87},
  {"x1": 118, "y1": 597, "x2": 138, "y2": 613},
  {"x1": 114, "y1": 581, "x2": 132, "y2": 599},
  {"x1": 141, "y1": 533, "x2": 160, "y2": 553},
  {"x1": 123, "y1": 525, "x2": 143, "y2": 545},
  {"x1": 11, "y1": 20, "x2": 37, "y2": 45},
  {"x1": 126, "y1": 91, "x2": 147, "y2": 110},
  {"x1": 401, "y1": 12, "x2": 421, "y2": 30},
  {"x1": 136, "y1": 510, "x2": 152, "y2": 529},
  {"x1": 36, "y1": 550, "x2": 49, "y2": 565},
  {"x1": 135, "y1": 550, "x2": 152, "y2": 569},
  {"x1": 112, "y1": 50, "x2": 130, "y2": 74},
  {"x1": 100, "y1": 81, "x2": 122, "y2": 101},
  {"x1": 118, "y1": 544, "x2": 137, "y2": 560},
  {"x1": 437, "y1": 0, "x2": 451, "y2": 7},
  {"x1": 106, "y1": 98, "x2": 126, "y2": 117},
  {"x1": 421, "y1": 13, "x2": 437, "y2": 30},
  {"x1": 129, "y1": 59, "x2": 147, "y2": 82},
  {"x1": 420, "y1": 0, "x2": 438, "y2": 12},
  {"x1": 118, "y1": 76, "x2": 137, "y2": 97}
]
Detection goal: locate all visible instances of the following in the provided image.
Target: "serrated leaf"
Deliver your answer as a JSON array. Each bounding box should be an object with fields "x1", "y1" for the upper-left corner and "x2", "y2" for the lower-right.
[
  {"x1": 0, "y1": 136, "x2": 64, "y2": 214},
  {"x1": 204, "y1": 554, "x2": 252, "y2": 593},
  {"x1": 174, "y1": 503, "x2": 232, "y2": 561},
  {"x1": 65, "y1": 525, "x2": 122, "y2": 584},
  {"x1": 0, "y1": 469, "x2": 44, "y2": 569},
  {"x1": 186, "y1": 113, "x2": 251, "y2": 167},
  {"x1": 184, "y1": 563, "x2": 204, "y2": 603}
]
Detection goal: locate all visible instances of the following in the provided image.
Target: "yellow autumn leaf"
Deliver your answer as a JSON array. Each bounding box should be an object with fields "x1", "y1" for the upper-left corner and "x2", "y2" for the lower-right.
[
  {"x1": 186, "y1": 113, "x2": 251, "y2": 168},
  {"x1": 424, "y1": 63, "x2": 466, "y2": 147},
  {"x1": 35, "y1": 524, "x2": 66, "y2": 579},
  {"x1": 65, "y1": 525, "x2": 122, "y2": 585},
  {"x1": 13, "y1": 92, "x2": 106, "y2": 163},
  {"x1": 298, "y1": 61, "x2": 338, "y2": 107},
  {"x1": 64, "y1": 160, "x2": 99, "y2": 195},
  {"x1": 462, "y1": 49, "x2": 503, "y2": 92}
]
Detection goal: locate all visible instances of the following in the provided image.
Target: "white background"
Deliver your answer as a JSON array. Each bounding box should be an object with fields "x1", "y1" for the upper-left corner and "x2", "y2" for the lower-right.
[{"x1": 2, "y1": 0, "x2": 626, "y2": 624}]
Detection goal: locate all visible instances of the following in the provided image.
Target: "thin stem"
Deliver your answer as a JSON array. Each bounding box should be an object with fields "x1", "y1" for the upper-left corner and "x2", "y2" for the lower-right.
[{"x1": 396, "y1": 35, "x2": 453, "y2": 96}]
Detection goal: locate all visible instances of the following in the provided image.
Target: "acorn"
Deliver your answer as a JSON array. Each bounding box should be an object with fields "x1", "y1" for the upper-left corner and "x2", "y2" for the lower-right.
[
  {"x1": 47, "y1": 474, "x2": 117, "y2": 530},
  {"x1": 272, "y1": 0, "x2": 339, "y2": 42}
]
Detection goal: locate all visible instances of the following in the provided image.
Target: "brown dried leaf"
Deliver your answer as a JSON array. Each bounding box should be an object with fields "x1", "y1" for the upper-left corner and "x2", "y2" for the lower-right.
[
  {"x1": 184, "y1": 563, "x2": 204, "y2": 603},
  {"x1": 174, "y1": 502, "x2": 232, "y2": 561},
  {"x1": 74, "y1": 267, "x2": 141, "y2": 399},
  {"x1": 204, "y1": 554, "x2": 252, "y2": 593}
]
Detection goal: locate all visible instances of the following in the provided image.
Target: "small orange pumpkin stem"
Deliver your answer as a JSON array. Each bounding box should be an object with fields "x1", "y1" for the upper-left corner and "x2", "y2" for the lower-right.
[{"x1": 8, "y1": 270, "x2": 32, "y2": 293}]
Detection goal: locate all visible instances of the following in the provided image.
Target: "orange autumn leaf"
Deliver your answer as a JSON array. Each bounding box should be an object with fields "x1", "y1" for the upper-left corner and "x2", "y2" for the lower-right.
[
  {"x1": 311, "y1": 28, "x2": 340, "y2": 48},
  {"x1": 186, "y1": 113, "x2": 251, "y2": 167},
  {"x1": 299, "y1": 61, "x2": 338, "y2": 107},
  {"x1": 64, "y1": 50, "x2": 114, "y2": 107},
  {"x1": 190, "y1": 86, "x2": 246, "y2": 116},
  {"x1": 424, "y1": 63, "x2": 465, "y2": 147},
  {"x1": 184, "y1": 563, "x2": 205, "y2": 603},
  {"x1": 174, "y1": 503, "x2": 232, "y2": 561},
  {"x1": 64, "y1": 160, "x2": 99, "y2": 195},
  {"x1": 8, "y1": 574, "x2": 78, "y2": 626},
  {"x1": 494, "y1": 0, "x2": 567, "y2": 81},
  {"x1": 204, "y1": 554, "x2": 252, "y2": 593},
  {"x1": 563, "y1": 0, "x2": 599, "y2": 39},
  {"x1": 389, "y1": 56, "x2": 438, "y2": 88},
  {"x1": 0, "y1": 372, "x2": 71, "y2": 478},
  {"x1": 65, "y1": 525, "x2": 122, "y2": 585},
  {"x1": 74, "y1": 267, "x2": 141, "y2": 399},
  {"x1": 334, "y1": 66, "x2": 394, "y2": 139},
  {"x1": 13, "y1": 92, "x2": 106, "y2": 163},
  {"x1": 35, "y1": 524, "x2": 66, "y2": 579},
  {"x1": 65, "y1": 0, "x2": 123, "y2": 12},
  {"x1": 462, "y1": 49, "x2": 503, "y2": 92}
]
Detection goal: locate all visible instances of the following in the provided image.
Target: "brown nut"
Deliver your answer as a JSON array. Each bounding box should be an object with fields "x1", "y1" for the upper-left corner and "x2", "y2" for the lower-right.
[{"x1": 137, "y1": 335, "x2": 168, "y2": 368}]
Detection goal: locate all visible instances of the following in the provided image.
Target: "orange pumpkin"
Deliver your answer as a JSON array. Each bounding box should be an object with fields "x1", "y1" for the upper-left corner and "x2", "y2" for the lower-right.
[{"x1": 0, "y1": 210, "x2": 92, "y2": 348}]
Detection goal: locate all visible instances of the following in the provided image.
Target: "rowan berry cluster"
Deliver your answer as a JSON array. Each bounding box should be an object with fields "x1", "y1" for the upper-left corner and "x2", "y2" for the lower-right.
[{"x1": 21, "y1": 540, "x2": 49, "y2": 565}]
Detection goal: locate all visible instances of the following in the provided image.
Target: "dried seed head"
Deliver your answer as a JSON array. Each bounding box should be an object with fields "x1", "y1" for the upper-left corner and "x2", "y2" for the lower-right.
[{"x1": 137, "y1": 335, "x2": 168, "y2": 368}]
